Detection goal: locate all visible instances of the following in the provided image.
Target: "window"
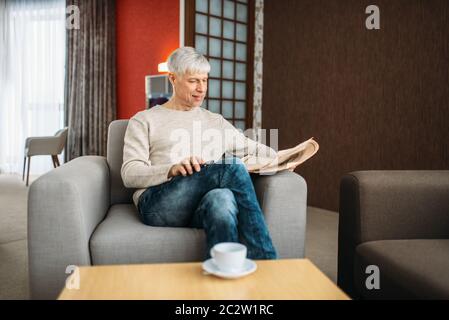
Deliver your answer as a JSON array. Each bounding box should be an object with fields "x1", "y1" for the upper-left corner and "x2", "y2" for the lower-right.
[
  {"x1": 185, "y1": 0, "x2": 254, "y2": 131},
  {"x1": 0, "y1": 0, "x2": 66, "y2": 174}
]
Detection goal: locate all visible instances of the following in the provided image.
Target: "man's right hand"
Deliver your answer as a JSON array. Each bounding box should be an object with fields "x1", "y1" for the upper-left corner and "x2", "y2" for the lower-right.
[{"x1": 168, "y1": 156, "x2": 206, "y2": 178}]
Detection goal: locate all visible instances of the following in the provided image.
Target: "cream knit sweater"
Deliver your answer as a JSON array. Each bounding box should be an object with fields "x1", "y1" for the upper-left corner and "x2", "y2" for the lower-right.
[{"x1": 121, "y1": 105, "x2": 277, "y2": 206}]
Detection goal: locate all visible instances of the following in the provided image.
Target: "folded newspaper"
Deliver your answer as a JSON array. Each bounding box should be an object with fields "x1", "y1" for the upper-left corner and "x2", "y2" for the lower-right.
[{"x1": 241, "y1": 138, "x2": 319, "y2": 174}]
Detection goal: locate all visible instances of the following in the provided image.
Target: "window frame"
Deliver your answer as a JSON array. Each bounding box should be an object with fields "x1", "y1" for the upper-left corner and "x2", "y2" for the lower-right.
[{"x1": 185, "y1": 0, "x2": 255, "y2": 130}]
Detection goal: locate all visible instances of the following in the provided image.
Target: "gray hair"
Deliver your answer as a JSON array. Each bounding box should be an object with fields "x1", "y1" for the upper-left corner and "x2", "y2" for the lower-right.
[{"x1": 167, "y1": 47, "x2": 210, "y2": 76}]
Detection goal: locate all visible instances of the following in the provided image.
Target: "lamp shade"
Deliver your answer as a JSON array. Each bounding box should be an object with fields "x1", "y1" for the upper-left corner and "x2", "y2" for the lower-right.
[{"x1": 158, "y1": 62, "x2": 168, "y2": 73}]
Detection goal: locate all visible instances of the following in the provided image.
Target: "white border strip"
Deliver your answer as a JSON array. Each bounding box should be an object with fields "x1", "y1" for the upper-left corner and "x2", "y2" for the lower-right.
[
  {"x1": 179, "y1": 0, "x2": 185, "y2": 47},
  {"x1": 253, "y1": 0, "x2": 264, "y2": 131}
]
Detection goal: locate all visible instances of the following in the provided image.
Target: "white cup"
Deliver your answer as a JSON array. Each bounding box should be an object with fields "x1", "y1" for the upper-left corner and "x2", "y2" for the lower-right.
[{"x1": 210, "y1": 242, "x2": 247, "y2": 273}]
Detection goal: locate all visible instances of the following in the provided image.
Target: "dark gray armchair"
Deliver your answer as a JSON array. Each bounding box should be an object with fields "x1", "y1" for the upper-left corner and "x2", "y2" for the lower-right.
[
  {"x1": 338, "y1": 171, "x2": 449, "y2": 299},
  {"x1": 28, "y1": 120, "x2": 308, "y2": 299}
]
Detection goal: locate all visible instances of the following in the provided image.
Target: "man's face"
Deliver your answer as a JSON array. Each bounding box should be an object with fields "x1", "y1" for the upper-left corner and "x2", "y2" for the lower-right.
[{"x1": 170, "y1": 72, "x2": 208, "y2": 108}]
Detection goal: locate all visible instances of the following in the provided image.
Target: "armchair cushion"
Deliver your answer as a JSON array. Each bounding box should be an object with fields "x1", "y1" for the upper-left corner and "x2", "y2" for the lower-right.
[
  {"x1": 90, "y1": 204, "x2": 206, "y2": 265},
  {"x1": 354, "y1": 239, "x2": 449, "y2": 299}
]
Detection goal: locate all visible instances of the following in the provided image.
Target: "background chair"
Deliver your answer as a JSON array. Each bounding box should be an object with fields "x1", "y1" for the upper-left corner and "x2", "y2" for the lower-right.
[
  {"x1": 338, "y1": 171, "x2": 449, "y2": 299},
  {"x1": 27, "y1": 120, "x2": 308, "y2": 299},
  {"x1": 23, "y1": 128, "x2": 68, "y2": 186}
]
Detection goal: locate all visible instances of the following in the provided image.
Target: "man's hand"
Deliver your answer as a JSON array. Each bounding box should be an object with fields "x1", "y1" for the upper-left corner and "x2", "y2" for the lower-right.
[{"x1": 168, "y1": 156, "x2": 206, "y2": 178}]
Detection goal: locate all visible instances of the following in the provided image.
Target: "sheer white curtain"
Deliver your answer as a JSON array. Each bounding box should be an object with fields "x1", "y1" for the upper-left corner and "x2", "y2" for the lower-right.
[{"x1": 0, "y1": 0, "x2": 66, "y2": 175}]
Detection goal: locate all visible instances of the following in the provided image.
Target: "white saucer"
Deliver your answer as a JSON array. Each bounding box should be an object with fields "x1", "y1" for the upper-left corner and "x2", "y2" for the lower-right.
[{"x1": 202, "y1": 258, "x2": 257, "y2": 279}]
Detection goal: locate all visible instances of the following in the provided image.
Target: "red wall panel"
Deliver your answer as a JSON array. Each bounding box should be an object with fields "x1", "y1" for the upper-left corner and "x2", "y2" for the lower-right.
[{"x1": 116, "y1": 0, "x2": 179, "y2": 119}]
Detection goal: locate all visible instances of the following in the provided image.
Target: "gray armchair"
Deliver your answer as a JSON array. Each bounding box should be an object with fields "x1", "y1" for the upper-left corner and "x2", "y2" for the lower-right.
[
  {"x1": 23, "y1": 128, "x2": 68, "y2": 186},
  {"x1": 28, "y1": 120, "x2": 307, "y2": 299},
  {"x1": 338, "y1": 171, "x2": 449, "y2": 299}
]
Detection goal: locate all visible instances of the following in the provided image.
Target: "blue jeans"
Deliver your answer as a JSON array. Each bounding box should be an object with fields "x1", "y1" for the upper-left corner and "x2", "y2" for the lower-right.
[{"x1": 137, "y1": 157, "x2": 277, "y2": 260}]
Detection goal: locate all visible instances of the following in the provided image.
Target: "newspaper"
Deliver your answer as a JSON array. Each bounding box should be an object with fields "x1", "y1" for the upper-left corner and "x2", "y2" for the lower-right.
[{"x1": 241, "y1": 138, "x2": 319, "y2": 174}]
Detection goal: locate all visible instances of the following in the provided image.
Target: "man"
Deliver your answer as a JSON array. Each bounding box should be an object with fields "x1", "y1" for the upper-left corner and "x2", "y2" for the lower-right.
[{"x1": 121, "y1": 47, "x2": 277, "y2": 259}]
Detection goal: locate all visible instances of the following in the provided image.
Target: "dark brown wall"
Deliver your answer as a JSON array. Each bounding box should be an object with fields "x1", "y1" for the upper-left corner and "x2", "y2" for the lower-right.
[{"x1": 263, "y1": 0, "x2": 449, "y2": 211}]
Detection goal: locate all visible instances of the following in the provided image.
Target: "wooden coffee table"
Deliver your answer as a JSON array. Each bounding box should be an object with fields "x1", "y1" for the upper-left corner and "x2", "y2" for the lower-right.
[{"x1": 58, "y1": 259, "x2": 349, "y2": 300}]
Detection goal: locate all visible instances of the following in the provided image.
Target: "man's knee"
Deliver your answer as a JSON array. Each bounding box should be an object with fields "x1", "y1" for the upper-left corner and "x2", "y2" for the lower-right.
[
  {"x1": 202, "y1": 189, "x2": 238, "y2": 223},
  {"x1": 203, "y1": 188, "x2": 236, "y2": 209}
]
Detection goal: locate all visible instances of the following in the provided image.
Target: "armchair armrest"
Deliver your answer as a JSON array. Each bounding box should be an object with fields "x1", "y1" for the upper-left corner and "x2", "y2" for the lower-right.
[
  {"x1": 26, "y1": 136, "x2": 61, "y2": 156},
  {"x1": 338, "y1": 170, "x2": 449, "y2": 296},
  {"x1": 252, "y1": 171, "x2": 307, "y2": 258},
  {"x1": 25, "y1": 136, "x2": 54, "y2": 148},
  {"x1": 28, "y1": 156, "x2": 110, "y2": 299}
]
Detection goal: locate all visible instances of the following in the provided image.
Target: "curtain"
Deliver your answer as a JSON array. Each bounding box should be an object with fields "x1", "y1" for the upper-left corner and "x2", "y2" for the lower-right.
[
  {"x1": 65, "y1": 0, "x2": 116, "y2": 159},
  {"x1": 0, "y1": 0, "x2": 66, "y2": 175}
]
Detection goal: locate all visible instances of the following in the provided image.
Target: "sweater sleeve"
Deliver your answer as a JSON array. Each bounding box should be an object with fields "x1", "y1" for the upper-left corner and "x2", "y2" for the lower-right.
[
  {"x1": 221, "y1": 116, "x2": 278, "y2": 159},
  {"x1": 121, "y1": 116, "x2": 173, "y2": 188}
]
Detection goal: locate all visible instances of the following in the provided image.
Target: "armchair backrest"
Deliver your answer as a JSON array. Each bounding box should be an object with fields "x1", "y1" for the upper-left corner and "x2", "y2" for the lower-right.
[
  {"x1": 107, "y1": 120, "x2": 134, "y2": 204},
  {"x1": 54, "y1": 127, "x2": 68, "y2": 154}
]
